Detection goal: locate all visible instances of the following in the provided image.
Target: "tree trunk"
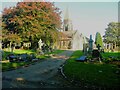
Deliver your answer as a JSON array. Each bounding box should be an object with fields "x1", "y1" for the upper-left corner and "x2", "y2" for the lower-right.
[{"x1": 114, "y1": 42, "x2": 116, "y2": 50}]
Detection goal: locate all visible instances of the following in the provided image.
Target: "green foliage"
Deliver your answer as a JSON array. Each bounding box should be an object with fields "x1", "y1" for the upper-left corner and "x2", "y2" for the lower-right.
[
  {"x1": 95, "y1": 32, "x2": 103, "y2": 48},
  {"x1": 64, "y1": 51, "x2": 120, "y2": 88},
  {"x1": 103, "y1": 22, "x2": 120, "y2": 45}
]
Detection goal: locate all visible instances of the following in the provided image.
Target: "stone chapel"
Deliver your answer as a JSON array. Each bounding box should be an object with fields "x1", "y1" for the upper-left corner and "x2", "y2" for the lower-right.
[{"x1": 57, "y1": 8, "x2": 88, "y2": 50}]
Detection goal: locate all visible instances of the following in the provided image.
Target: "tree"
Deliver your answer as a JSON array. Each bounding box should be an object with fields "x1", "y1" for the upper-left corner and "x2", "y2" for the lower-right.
[
  {"x1": 2, "y1": 2, "x2": 62, "y2": 49},
  {"x1": 95, "y1": 32, "x2": 103, "y2": 48},
  {"x1": 103, "y1": 22, "x2": 120, "y2": 47}
]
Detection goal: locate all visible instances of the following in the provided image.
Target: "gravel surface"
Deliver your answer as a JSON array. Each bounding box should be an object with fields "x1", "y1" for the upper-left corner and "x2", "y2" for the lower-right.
[{"x1": 2, "y1": 50, "x2": 74, "y2": 88}]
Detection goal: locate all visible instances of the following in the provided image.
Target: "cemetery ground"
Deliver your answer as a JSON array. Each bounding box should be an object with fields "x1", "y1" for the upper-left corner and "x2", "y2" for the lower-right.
[
  {"x1": 64, "y1": 50, "x2": 120, "y2": 88},
  {"x1": 2, "y1": 49, "x2": 120, "y2": 88},
  {"x1": 2, "y1": 49, "x2": 65, "y2": 71},
  {"x1": 2, "y1": 49, "x2": 74, "y2": 88}
]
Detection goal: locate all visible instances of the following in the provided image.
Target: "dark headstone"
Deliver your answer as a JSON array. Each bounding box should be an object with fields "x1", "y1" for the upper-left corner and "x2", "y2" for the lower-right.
[
  {"x1": 7, "y1": 54, "x2": 17, "y2": 62},
  {"x1": 30, "y1": 53, "x2": 36, "y2": 59},
  {"x1": 92, "y1": 50, "x2": 100, "y2": 58},
  {"x1": 97, "y1": 44, "x2": 101, "y2": 51},
  {"x1": 92, "y1": 49, "x2": 102, "y2": 60},
  {"x1": 18, "y1": 54, "x2": 29, "y2": 62}
]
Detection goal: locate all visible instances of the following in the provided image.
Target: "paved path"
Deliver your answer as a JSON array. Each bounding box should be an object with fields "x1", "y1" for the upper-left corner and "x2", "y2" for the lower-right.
[{"x1": 2, "y1": 50, "x2": 74, "y2": 88}]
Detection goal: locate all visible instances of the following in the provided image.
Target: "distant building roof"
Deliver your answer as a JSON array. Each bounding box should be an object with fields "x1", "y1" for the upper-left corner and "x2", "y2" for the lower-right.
[
  {"x1": 59, "y1": 31, "x2": 72, "y2": 41},
  {"x1": 62, "y1": 30, "x2": 76, "y2": 38}
]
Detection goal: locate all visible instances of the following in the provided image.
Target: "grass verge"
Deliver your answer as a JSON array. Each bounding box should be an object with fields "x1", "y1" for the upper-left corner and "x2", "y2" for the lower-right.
[
  {"x1": 64, "y1": 50, "x2": 120, "y2": 88},
  {"x1": 2, "y1": 49, "x2": 65, "y2": 71},
  {"x1": 2, "y1": 62, "x2": 32, "y2": 72},
  {"x1": 101, "y1": 52, "x2": 120, "y2": 58}
]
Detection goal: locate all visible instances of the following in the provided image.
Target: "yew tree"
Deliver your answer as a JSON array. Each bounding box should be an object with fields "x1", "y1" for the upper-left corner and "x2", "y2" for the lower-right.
[
  {"x1": 95, "y1": 32, "x2": 103, "y2": 48},
  {"x1": 2, "y1": 2, "x2": 62, "y2": 49}
]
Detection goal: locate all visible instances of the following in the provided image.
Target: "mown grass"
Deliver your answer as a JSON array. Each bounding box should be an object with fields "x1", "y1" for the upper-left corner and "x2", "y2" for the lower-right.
[
  {"x1": 13, "y1": 49, "x2": 36, "y2": 54},
  {"x1": 101, "y1": 52, "x2": 120, "y2": 58},
  {"x1": 2, "y1": 49, "x2": 65, "y2": 71},
  {"x1": 2, "y1": 49, "x2": 65, "y2": 60},
  {"x1": 2, "y1": 49, "x2": 36, "y2": 60},
  {"x1": 101, "y1": 52, "x2": 120, "y2": 64},
  {"x1": 64, "y1": 50, "x2": 120, "y2": 88}
]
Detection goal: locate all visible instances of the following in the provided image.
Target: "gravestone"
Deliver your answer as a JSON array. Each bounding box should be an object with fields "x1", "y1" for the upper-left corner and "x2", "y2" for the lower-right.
[
  {"x1": 38, "y1": 39, "x2": 44, "y2": 54},
  {"x1": 23, "y1": 42, "x2": 31, "y2": 49},
  {"x1": 88, "y1": 35, "x2": 93, "y2": 54},
  {"x1": 76, "y1": 56, "x2": 87, "y2": 62},
  {"x1": 97, "y1": 44, "x2": 101, "y2": 51},
  {"x1": 18, "y1": 54, "x2": 29, "y2": 62},
  {"x1": 92, "y1": 50, "x2": 100, "y2": 58},
  {"x1": 30, "y1": 53, "x2": 36, "y2": 59},
  {"x1": 83, "y1": 43, "x2": 88, "y2": 55},
  {"x1": 38, "y1": 39, "x2": 44, "y2": 50},
  {"x1": 7, "y1": 54, "x2": 17, "y2": 62},
  {"x1": 92, "y1": 49, "x2": 102, "y2": 62}
]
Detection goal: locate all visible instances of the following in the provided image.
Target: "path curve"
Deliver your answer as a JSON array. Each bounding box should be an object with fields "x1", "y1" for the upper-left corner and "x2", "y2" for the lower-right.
[{"x1": 2, "y1": 50, "x2": 74, "y2": 88}]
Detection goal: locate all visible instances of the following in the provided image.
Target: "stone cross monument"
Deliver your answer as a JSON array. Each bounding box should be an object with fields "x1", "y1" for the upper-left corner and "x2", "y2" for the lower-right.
[
  {"x1": 89, "y1": 35, "x2": 93, "y2": 54},
  {"x1": 38, "y1": 39, "x2": 43, "y2": 50}
]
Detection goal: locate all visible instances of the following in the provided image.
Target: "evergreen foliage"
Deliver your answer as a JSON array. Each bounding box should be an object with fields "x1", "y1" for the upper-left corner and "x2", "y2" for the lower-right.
[{"x1": 95, "y1": 32, "x2": 103, "y2": 48}]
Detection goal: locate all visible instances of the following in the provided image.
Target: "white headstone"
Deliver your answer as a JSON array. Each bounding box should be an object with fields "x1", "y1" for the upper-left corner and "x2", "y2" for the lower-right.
[{"x1": 38, "y1": 39, "x2": 43, "y2": 49}]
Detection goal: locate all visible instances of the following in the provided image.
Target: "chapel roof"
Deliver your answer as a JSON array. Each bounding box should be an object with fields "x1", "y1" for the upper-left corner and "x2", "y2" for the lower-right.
[{"x1": 62, "y1": 30, "x2": 76, "y2": 38}]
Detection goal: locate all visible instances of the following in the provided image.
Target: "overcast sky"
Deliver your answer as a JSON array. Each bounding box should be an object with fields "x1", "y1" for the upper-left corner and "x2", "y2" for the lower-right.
[{"x1": 0, "y1": 0, "x2": 119, "y2": 40}]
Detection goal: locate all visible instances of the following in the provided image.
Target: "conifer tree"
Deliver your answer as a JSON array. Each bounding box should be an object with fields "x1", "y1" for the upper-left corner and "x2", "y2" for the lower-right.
[{"x1": 95, "y1": 32, "x2": 103, "y2": 48}]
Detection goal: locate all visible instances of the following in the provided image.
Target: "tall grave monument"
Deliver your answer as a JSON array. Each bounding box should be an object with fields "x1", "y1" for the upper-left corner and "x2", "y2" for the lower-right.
[{"x1": 88, "y1": 35, "x2": 93, "y2": 54}]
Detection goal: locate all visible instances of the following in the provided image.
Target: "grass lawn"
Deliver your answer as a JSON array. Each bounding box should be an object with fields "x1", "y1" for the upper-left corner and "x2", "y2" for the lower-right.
[
  {"x1": 2, "y1": 49, "x2": 65, "y2": 71},
  {"x1": 64, "y1": 50, "x2": 120, "y2": 88},
  {"x1": 101, "y1": 52, "x2": 120, "y2": 58},
  {"x1": 13, "y1": 49, "x2": 36, "y2": 54},
  {"x1": 2, "y1": 49, "x2": 36, "y2": 60},
  {"x1": 2, "y1": 49, "x2": 65, "y2": 60}
]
